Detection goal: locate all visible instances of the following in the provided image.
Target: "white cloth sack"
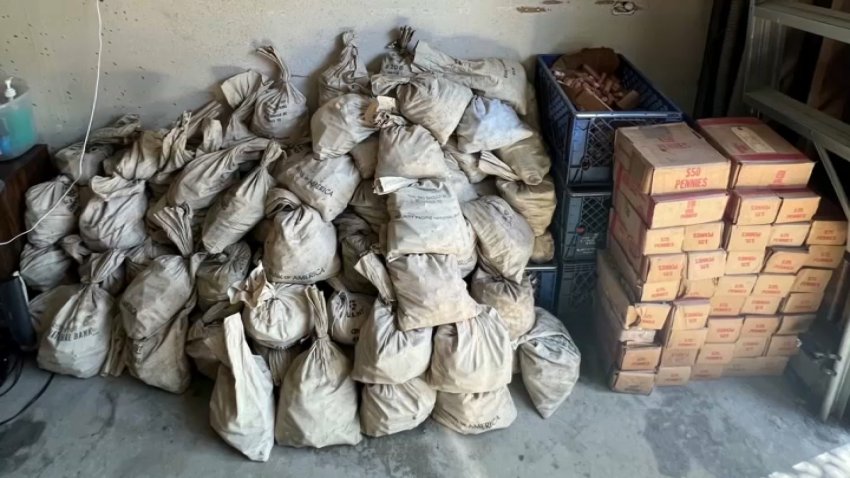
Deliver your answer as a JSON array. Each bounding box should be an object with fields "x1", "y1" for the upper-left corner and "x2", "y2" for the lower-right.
[
  {"x1": 455, "y1": 96, "x2": 533, "y2": 153},
  {"x1": 470, "y1": 267, "x2": 535, "y2": 340},
  {"x1": 349, "y1": 180, "x2": 388, "y2": 233},
  {"x1": 272, "y1": 142, "x2": 313, "y2": 184},
  {"x1": 202, "y1": 142, "x2": 282, "y2": 253},
  {"x1": 413, "y1": 41, "x2": 529, "y2": 115},
  {"x1": 336, "y1": 213, "x2": 379, "y2": 295},
  {"x1": 462, "y1": 195, "x2": 534, "y2": 283},
  {"x1": 25, "y1": 176, "x2": 78, "y2": 247},
  {"x1": 457, "y1": 220, "x2": 478, "y2": 278},
  {"x1": 329, "y1": 290, "x2": 374, "y2": 345},
  {"x1": 444, "y1": 154, "x2": 480, "y2": 204},
  {"x1": 209, "y1": 314, "x2": 275, "y2": 462},
  {"x1": 262, "y1": 189, "x2": 340, "y2": 284},
  {"x1": 318, "y1": 31, "x2": 370, "y2": 105},
  {"x1": 251, "y1": 46, "x2": 309, "y2": 142},
  {"x1": 350, "y1": 135, "x2": 378, "y2": 179},
  {"x1": 53, "y1": 143, "x2": 114, "y2": 186},
  {"x1": 388, "y1": 254, "x2": 479, "y2": 331},
  {"x1": 186, "y1": 302, "x2": 240, "y2": 379},
  {"x1": 478, "y1": 151, "x2": 521, "y2": 182},
  {"x1": 196, "y1": 242, "x2": 251, "y2": 311},
  {"x1": 311, "y1": 94, "x2": 377, "y2": 159},
  {"x1": 432, "y1": 386, "x2": 517, "y2": 435},
  {"x1": 380, "y1": 26, "x2": 415, "y2": 77},
  {"x1": 125, "y1": 237, "x2": 177, "y2": 282},
  {"x1": 472, "y1": 177, "x2": 499, "y2": 197},
  {"x1": 429, "y1": 305, "x2": 512, "y2": 393},
  {"x1": 222, "y1": 72, "x2": 266, "y2": 147},
  {"x1": 19, "y1": 243, "x2": 73, "y2": 292},
  {"x1": 254, "y1": 342, "x2": 306, "y2": 388},
  {"x1": 112, "y1": 130, "x2": 166, "y2": 180},
  {"x1": 531, "y1": 232, "x2": 555, "y2": 264},
  {"x1": 518, "y1": 308, "x2": 581, "y2": 418},
  {"x1": 279, "y1": 151, "x2": 360, "y2": 222},
  {"x1": 494, "y1": 133, "x2": 550, "y2": 186},
  {"x1": 275, "y1": 287, "x2": 362, "y2": 448},
  {"x1": 496, "y1": 177, "x2": 556, "y2": 236},
  {"x1": 79, "y1": 175, "x2": 147, "y2": 251},
  {"x1": 444, "y1": 138, "x2": 488, "y2": 183},
  {"x1": 360, "y1": 377, "x2": 436, "y2": 437},
  {"x1": 374, "y1": 117, "x2": 449, "y2": 188},
  {"x1": 80, "y1": 247, "x2": 126, "y2": 297}
]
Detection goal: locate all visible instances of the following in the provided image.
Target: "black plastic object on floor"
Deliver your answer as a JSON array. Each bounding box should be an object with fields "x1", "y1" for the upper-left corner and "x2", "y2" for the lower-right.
[{"x1": 0, "y1": 274, "x2": 34, "y2": 351}]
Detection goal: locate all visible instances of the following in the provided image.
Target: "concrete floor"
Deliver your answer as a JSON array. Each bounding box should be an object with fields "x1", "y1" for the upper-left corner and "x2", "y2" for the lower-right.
[{"x1": 1, "y1": 360, "x2": 849, "y2": 478}]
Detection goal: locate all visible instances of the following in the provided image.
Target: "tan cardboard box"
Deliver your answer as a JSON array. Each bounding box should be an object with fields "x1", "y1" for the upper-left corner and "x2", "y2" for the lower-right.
[
  {"x1": 595, "y1": 287, "x2": 660, "y2": 343},
  {"x1": 709, "y1": 295, "x2": 747, "y2": 316},
  {"x1": 724, "y1": 358, "x2": 763, "y2": 377},
  {"x1": 726, "y1": 250, "x2": 767, "y2": 275},
  {"x1": 715, "y1": 274, "x2": 757, "y2": 296},
  {"x1": 683, "y1": 222, "x2": 725, "y2": 251},
  {"x1": 691, "y1": 363, "x2": 725, "y2": 380},
  {"x1": 769, "y1": 223, "x2": 811, "y2": 247},
  {"x1": 774, "y1": 189, "x2": 821, "y2": 224},
  {"x1": 807, "y1": 200, "x2": 847, "y2": 246},
  {"x1": 616, "y1": 344, "x2": 663, "y2": 371},
  {"x1": 756, "y1": 356, "x2": 791, "y2": 375},
  {"x1": 792, "y1": 268, "x2": 834, "y2": 294},
  {"x1": 781, "y1": 292, "x2": 824, "y2": 314},
  {"x1": 670, "y1": 299, "x2": 711, "y2": 330},
  {"x1": 726, "y1": 190, "x2": 781, "y2": 225},
  {"x1": 606, "y1": 240, "x2": 681, "y2": 302},
  {"x1": 660, "y1": 348, "x2": 699, "y2": 367},
  {"x1": 678, "y1": 278, "x2": 717, "y2": 299},
  {"x1": 614, "y1": 163, "x2": 729, "y2": 228},
  {"x1": 610, "y1": 203, "x2": 684, "y2": 256},
  {"x1": 740, "y1": 315, "x2": 781, "y2": 336},
  {"x1": 741, "y1": 295, "x2": 782, "y2": 315},
  {"x1": 595, "y1": 251, "x2": 672, "y2": 330},
  {"x1": 806, "y1": 245, "x2": 845, "y2": 269},
  {"x1": 686, "y1": 250, "x2": 727, "y2": 280},
  {"x1": 724, "y1": 223, "x2": 771, "y2": 251},
  {"x1": 661, "y1": 324, "x2": 708, "y2": 350},
  {"x1": 765, "y1": 335, "x2": 800, "y2": 357},
  {"x1": 656, "y1": 366, "x2": 692, "y2": 386},
  {"x1": 614, "y1": 122, "x2": 731, "y2": 195},
  {"x1": 626, "y1": 248, "x2": 686, "y2": 283},
  {"x1": 706, "y1": 316, "x2": 744, "y2": 343},
  {"x1": 697, "y1": 343, "x2": 736, "y2": 365},
  {"x1": 734, "y1": 336, "x2": 770, "y2": 358},
  {"x1": 763, "y1": 248, "x2": 809, "y2": 274},
  {"x1": 610, "y1": 370, "x2": 655, "y2": 395},
  {"x1": 777, "y1": 314, "x2": 816, "y2": 335},
  {"x1": 752, "y1": 273, "x2": 795, "y2": 298}
]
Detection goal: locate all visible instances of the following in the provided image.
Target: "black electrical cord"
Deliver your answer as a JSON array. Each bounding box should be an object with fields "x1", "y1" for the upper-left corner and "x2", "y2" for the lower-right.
[
  {"x1": 0, "y1": 372, "x2": 54, "y2": 427},
  {"x1": 0, "y1": 353, "x2": 23, "y2": 397}
]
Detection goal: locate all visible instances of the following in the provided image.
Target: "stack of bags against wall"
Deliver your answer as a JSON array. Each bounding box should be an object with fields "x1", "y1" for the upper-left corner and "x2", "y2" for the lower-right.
[{"x1": 597, "y1": 122, "x2": 732, "y2": 394}]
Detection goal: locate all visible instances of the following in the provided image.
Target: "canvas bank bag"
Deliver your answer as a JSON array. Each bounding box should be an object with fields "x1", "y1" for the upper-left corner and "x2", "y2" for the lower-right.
[
  {"x1": 531, "y1": 232, "x2": 555, "y2": 264},
  {"x1": 444, "y1": 138, "x2": 488, "y2": 183},
  {"x1": 79, "y1": 175, "x2": 147, "y2": 251},
  {"x1": 311, "y1": 94, "x2": 377, "y2": 159},
  {"x1": 19, "y1": 243, "x2": 73, "y2": 292},
  {"x1": 360, "y1": 377, "x2": 436, "y2": 437},
  {"x1": 349, "y1": 180, "x2": 388, "y2": 233},
  {"x1": 318, "y1": 31, "x2": 370, "y2": 105},
  {"x1": 470, "y1": 267, "x2": 535, "y2": 340},
  {"x1": 279, "y1": 150, "x2": 360, "y2": 222},
  {"x1": 251, "y1": 45, "x2": 309, "y2": 142},
  {"x1": 196, "y1": 242, "x2": 251, "y2": 311},
  {"x1": 25, "y1": 176, "x2": 78, "y2": 246},
  {"x1": 124, "y1": 237, "x2": 177, "y2": 282},
  {"x1": 335, "y1": 212, "x2": 379, "y2": 295},
  {"x1": 186, "y1": 302, "x2": 241, "y2": 379},
  {"x1": 496, "y1": 177, "x2": 556, "y2": 237},
  {"x1": 328, "y1": 290, "x2": 374, "y2": 345},
  {"x1": 373, "y1": 112, "x2": 449, "y2": 191},
  {"x1": 432, "y1": 386, "x2": 517, "y2": 435},
  {"x1": 462, "y1": 195, "x2": 534, "y2": 283},
  {"x1": 494, "y1": 133, "x2": 551, "y2": 186},
  {"x1": 455, "y1": 96, "x2": 533, "y2": 154},
  {"x1": 350, "y1": 135, "x2": 379, "y2": 179}
]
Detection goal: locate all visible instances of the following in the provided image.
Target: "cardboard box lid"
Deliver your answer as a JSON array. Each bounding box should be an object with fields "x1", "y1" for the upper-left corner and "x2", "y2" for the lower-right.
[
  {"x1": 725, "y1": 250, "x2": 767, "y2": 275},
  {"x1": 691, "y1": 363, "x2": 725, "y2": 380},
  {"x1": 686, "y1": 249, "x2": 727, "y2": 281},
  {"x1": 670, "y1": 299, "x2": 711, "y2": 330},
  {"x1": 661, "y1": 325, "x2": 708, "y2": 350},
  {"x1": 610, "y1": 370, "x2": 655, "y2": 395},
  {"x1": 715, "y1": 274, "x2": 757, "y2": 296},
  {"x1": 615, "y1": 122, "x2": 731, "y2": 195},
  {"x1": 774, "y1": 189, "x2": 821, "y2": 224},
  {"x1": 734, "y1": 336, "x2": 770, "y2": 358},
  {"x1": 724, "y1": 223, "x2": 771, "y2": 251},
  {"x1": 769, "y1": 223, "x2": 811, "y2": 247},
  {"x1": 741, "y1": 294, "x2": 782, "y2": 315},
  {"x1": 763, "y1": 247, "x2": 809, "y2": 274},
  {"x1": 678, "y1": 278, "x2": 717, "y2": 299},
  {"x1": 697, "y1": 118, "x2": 810, "y2": 160},
  {"x1": 656, "y1": 366, "x2": 692, "y2": 386},
  {"x1": 792, "y1": 268, "x2": 834, "y2": 294},
  {"x1": 766, "y1": 334, "x2": 800, "y2": 356},
  {"x1": 683, "y1": 221, "x2": 725, "y2": 252},
  {"x1": 777, "y1": 314, "x2": 816, "y2": 335},
  {"x1": 729, "y1": 158, "x2": 815, "y2": 189},
  {"x1": 741, "y1": 315, "x2": 781, "y2": 336},
  {"x1": 697, "y1": 342, "x2": 736, "y2": 364},
  {"x1": 752, "y1": 273, "x2": 795, "y2": 297},
  {"x1": 706, "y1": 316, "x2": 744, "y2": 343},
  {"x1": 727, "y1": 190, "x2": 781, "y2": 225},
  {"x1": 660, "y1": 347, "x2": 699, "y2": 367},
  {"x1": 709, "y1": 295, "x2": 747, "y2": 317},
  {"x1": 806, "y1": 245, "x2": 845, "y2": 269},
  {"x1": 781, "y1": 292, "x2": 825, "y2": 314}
]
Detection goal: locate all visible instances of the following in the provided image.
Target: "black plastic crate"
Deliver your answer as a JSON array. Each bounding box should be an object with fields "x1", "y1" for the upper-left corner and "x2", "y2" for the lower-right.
[
  {"x1": 556, "y1": 261, "x2": 597, "y2": 323},
  {"x1": 535, "y1": 54, "x2": 684, "y2": 186},
  {"x1": 554, "y1": 185, "x2": 611, "y2": 262},
  {"x1": 527, "y1": 262, "x2": 557, "y2": 315}
]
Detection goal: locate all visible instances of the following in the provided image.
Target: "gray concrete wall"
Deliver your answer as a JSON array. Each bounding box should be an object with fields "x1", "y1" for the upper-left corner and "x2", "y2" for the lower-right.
[{"x1": 1, "y1": 0, "x2": 712, "y2": 149}]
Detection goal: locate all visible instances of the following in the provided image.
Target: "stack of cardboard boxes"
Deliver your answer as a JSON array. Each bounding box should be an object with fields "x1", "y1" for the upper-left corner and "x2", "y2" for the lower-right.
[{"x1": 595, "y1": 119, "x2": 848, "y2": 394}]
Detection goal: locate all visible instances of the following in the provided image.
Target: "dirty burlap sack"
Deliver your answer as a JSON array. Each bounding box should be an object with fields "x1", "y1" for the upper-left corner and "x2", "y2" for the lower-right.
[
  {"x1": 494, "y1": 133, "x2": 550, "y2": 186},
  {"x1": 149, "y1": 104, "x2": 223, "y2": 190},
  {"x1": 186, "y1": 302, "x2": 241, "y2": 379},
  {"x1": 349, "y1": 135, "x2": 379, "y2": 179},
  {"x1": 222, "y1": 73, "x2": 266, "y2": 147},
  {"x1": 384, "y1": 179, "x2": 470, "y2": 259},
  {"x1": 251, "y1": 46, "x2": 309, "y2": 142},
  {"x1": 444, "y1": 138, "x2": 488, "y2": 183},
  {"x1": 462, "y1": 195, "x2": 534, "y2": 283},
  {"x1": 196, "y1": 242, "x2": 251, "y2": 311},
  {"x1": 373, "y1": 113, "x2": 449, "y2": 192},
  {"x1": 280, "y1": 150, "x2": 360, "y2": 222},
  {"x1": 360, "y1": 377, "x2": 436, "y2": 437},
  {"x1": 25, "y1": 176, "x2": 78, "y2": 247},
  {"x1": 443, "y1": 151, "x2": 480, "y2": 204},
  {"x1": 318, "y1": 31, "x2": 370, "y2": 105},
  {"x1": 19, "y1": 243, "x2": 73, "y2": 292},
  {"x1": 518, "y1": 308, "x2": 581, "y2": 419},
  {"x1": 328, "y1": 290, "x2": 374, "y2": 345},
  {"x1": 110, "y1": 130, "x2": 166, "y2": 181},
  {"x1": 349, "y1": 179, "x2": 388, "y2": 233},
  {"x1": 428, "y1": 305, "x2": 512, "y2": 393},
  {"x1": 470, "y1": 267, "x2": 535, "y2": 340},
  {"x1": 36, "y1": 249, "x2": 125, "y2": 378},
  {"x1": 311, "y1": 93, "x2": 377, "y2": 159},
  {"x1": 432, "y1": 386, "x2": 518, "y2": 435},
  {"x1": 276, "y1": 287, "x2": 362, "y2": 448},
  {"x1": 388, "y1": 253, "x2": 478, "y2": 331},
  {"x1": 380, "y1": 25, "x2": 415, "y2": 77},
  {"x1": 79, "y1": 175, "x2": 147, "y2": 252},
  {"x1": 455, "y1": 96, "x2": 533, "y2": 154},
  {"x1": 335, "y1": 212, "x2": 379, "y2": 294},
  {"x1": 496, "y1": 177, "x2": 556, "y2": 237},
  {"x1": 413, "y1": 40, "x2": 529, "y2": 115},
  {"x1": 209, "y1": 314, "x2": 275, "y2": 462},
  {"x1": 53, "y1": 143, "x2": 112, "y2": 186},
  {"x1": 262, "y1": 188, "x2": 340, "y2": 284},
  {"x1": 271, "y1": 142, "x2": 312, "y2": 184},
  {"x1": 126, "y1": 298, "x2": 193, "y2": 394},
  {"x1": 457, "y1": 220, "x2": 478, "y2": 278},
  {"x1": 124, "y1": 237, "x2": 177, "y2": 282},
  {"x1": 202, "y1": 142, "x2": 282, "y2": 253},
  {"x1": 531, "y1": 232, "x2": 555, "y2": 264}
]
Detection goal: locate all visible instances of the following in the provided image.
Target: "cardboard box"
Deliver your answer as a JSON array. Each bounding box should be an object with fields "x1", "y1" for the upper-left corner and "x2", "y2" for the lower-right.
[
  {"x1": 792, "y1": 268, "x2": 834, "y2": 294},
  {"x1": 777, "y1": 314, "x2": 816, "y2": 335},
  {"x1": 595, "y1": 252, "x2": 672, "y2": 330},
  {"x1": 724, "y1": 223, "x2": 771, "y2": 251},
  {"x1": 615, "y1": 343, "x2": 663, "y2": 371},
  {"x1": 807, "y1": 200, "x2": 847, "y2": 246},
  {"x1": 614, "y1": 163, "x2": 729, "y2": 229},
  {"x1": 678, "y1": 278, "x2": 717, "y2": 299},
  {"x1": 757, "y1": 356, "x2": 790, "y2": 375},
  {"x1": 741, "y1": 295, "x2": 782, "y2": 315},
  {"x1": 752, "y1": 273, "x2": 795, "y2": 297},
  {"x1": 691, "y1": 363, "x2": 724, "y2": 380},
  {"x1": 686, "y1": 250, "x2": 726, "y2": 280},
  {"x1": 706, "y1": 316, "x2": 744, "y2": 343},
  {"x1": 763, "y1": 248, "x2": 809, "y2": 274},
  {"x1": 656, "y1": 366, "x2": 692, "y2": 386},
  {"x1": 774, "y1": 189, "x2": 821, "y2": 224},
  {"x1": 740, "y1": 315, "x2": 780, "y2": 336},
  {"x1": 614, "y1": 122, "x2": 731, "y2": 195},
  {"x1": 625, "y1": 248, "x2": 686, "y2": 283},
  {"x1": 726, "y1": 190, "x2": 780, "y2": 225},
  {"x1": 660, "y1": 348, "x2": 699, "y2": 367},
  {"x1": 611, "y1": 200, "x2": 684, "y2": 256},
  {"x1": 709, "y1": 295, "x2": 746, "y2": 316},
  {"x1": 697, "y1": 118, "x2": 814, "y2": 189},
  {"x1": 683, "y1": 222, "x2": 724, "y2": 251},
  {"x1": 769, "y1": 223, "x2": 811, "y2": 247},
  {"x1": 610, "y1": 370, "x2": 655, "y2": 395},
  {"x1": 697, "y1": 342, "x2": 736, "y2": 365},
  {"x1": 725, "y1": 250, "x2": 766, "y2": 275},
  {"x1": 725, "y1": 356, "x2": 788, "y2": 376},
  {"x1": 661, "y1": 325, "x2": 708, "y2": 350},
  {"x1": 605, "y1": 240, "x2": 681, "y2": 302},
  {"x1": 595, "y1": 287, "x2": 660, "y2": 343},
  {"x1": 734, "y1": 336, "x2": 770, "y2": 358},
  {"x1": 715, "y1": 274, "x2": 757, "y2": 296},
  {"x1": 670, "y1": 299, "x2": 711, "y2": 330},
  {"x1": 765, "y1": 334, "x2": 800, "y2": 357},
  {"x1": 806, "y1": 245, "x2": 845, "y2": 269},
  {"x1": 781, "y1": 292, "x2": 824, "y2": 314}
]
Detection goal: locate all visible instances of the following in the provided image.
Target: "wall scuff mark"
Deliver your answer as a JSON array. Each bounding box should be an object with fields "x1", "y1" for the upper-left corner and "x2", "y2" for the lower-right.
[{"x1": 516, "y1": 6, "x2": 550, "y2": 14}]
